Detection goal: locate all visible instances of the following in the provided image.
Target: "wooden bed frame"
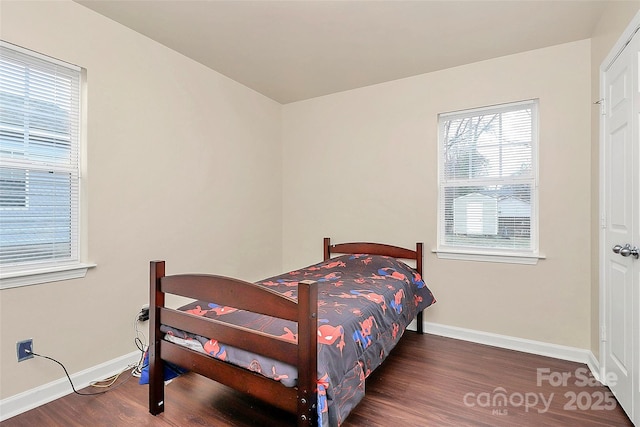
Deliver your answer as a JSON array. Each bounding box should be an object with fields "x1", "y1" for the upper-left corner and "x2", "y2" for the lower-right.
[{"x1": 149, "y1": 238, "x2": 424, "y2": 426}]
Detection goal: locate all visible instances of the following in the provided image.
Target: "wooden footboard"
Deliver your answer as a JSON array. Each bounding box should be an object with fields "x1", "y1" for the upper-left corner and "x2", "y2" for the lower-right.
[
  {"x1": 323, "y1": 237, "x2": 425, "y2": 334},
  {"x1": 149, "y1": 261, "x2": 318, "y2": 425}
]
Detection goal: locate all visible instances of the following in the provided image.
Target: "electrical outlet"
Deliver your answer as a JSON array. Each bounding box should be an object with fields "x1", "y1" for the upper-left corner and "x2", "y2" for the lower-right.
[
  {"x1": 17, "y1": 339, "x2": 33, "y2": 362},
  {"x1": 138, "y1": 304, "x2": 150, "y2": 322}
]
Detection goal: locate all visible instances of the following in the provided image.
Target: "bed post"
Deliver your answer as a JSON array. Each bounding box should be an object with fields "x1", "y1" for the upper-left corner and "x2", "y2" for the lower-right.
[
  {"x1": 149, "y1": 261, "x2": 166, "y2": 415},
  {"x1": 297, "y1": 280, "x2": 318, "y2": 426},
  {"x1": 323, "y1": 237, "x2": 331, "y2": 261},
  {"x1": 416, "y1": 243, "x2": 424, "y2": 335}
]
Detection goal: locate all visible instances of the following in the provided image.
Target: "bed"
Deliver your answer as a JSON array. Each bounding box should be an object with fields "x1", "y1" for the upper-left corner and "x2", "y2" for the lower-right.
[{"x1": 148, "y1": 238, "x2": 435, "y2": 426}]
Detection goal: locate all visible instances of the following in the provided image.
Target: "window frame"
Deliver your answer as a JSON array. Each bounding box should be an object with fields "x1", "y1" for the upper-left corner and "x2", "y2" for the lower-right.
[
  {"x1": 435, "y1": 99, "x2": 543, "y2": 265},
  {"x1": 0, "y1": 41, "x2": 94, "y2": 289}
]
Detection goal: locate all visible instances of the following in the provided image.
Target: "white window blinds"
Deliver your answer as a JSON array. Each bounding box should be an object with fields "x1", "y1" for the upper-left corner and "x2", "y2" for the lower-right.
[
  {"x1": 438, "y1": 100, "x2": 538, "y2": 255},
  {"x1": 0, "y1": 42, "x2": 82, "y2": 269}
]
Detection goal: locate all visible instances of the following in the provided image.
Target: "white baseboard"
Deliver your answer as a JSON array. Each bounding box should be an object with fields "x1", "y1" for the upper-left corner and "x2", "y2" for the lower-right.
[
  {"x1": 586, "y1": 350, "x2": 601, "y2": 383},
  {"x1": 422, "y1": 321, "x2": 600, "y2": 378},
  {"x1": 0, "y1": 350, "x2": 140, "y2": 422},
  {"x1": 1, "y1": 323, "x2": 603, "y2": 422}
]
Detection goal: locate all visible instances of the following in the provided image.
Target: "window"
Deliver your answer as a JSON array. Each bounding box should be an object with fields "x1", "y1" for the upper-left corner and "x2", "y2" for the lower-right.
[
  {"x1": 0, "y1": 42, "x2": 91, "y2": 287},
  {"x1": 437, "y1": 100, "x2": 539, "y2": 263}
]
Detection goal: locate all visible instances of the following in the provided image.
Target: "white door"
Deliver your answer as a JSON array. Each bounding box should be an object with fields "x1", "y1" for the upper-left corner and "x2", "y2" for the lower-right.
[{"x1": 602, "y1": 25, "x2": 639, "y2": 425}]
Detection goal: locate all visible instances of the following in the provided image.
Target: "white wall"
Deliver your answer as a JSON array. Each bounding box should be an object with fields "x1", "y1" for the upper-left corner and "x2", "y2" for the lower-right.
[
  {"x1": 282, "y1": 40, "x2": 593, "y2": 349},
  {"x1": 0, "y1": 1, "x2": 283, "y2": 399}
]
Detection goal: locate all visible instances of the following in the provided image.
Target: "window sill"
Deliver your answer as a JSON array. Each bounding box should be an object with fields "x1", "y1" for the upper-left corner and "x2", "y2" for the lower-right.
[
  {"x1": 433, "y1": 249, "x2": 545, "y2": 265},
  {"x1": 0, "y1": 263, "x2": 97, "y2": 290}
]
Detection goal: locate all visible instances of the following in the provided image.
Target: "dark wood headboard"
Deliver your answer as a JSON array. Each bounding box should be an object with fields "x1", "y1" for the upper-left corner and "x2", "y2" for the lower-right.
[{"x1": 323, "y1": 237, "x2": 423, "y2": 276}]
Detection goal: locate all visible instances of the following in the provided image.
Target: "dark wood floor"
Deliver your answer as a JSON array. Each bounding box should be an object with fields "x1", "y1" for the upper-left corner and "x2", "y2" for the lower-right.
[{"x1": 2, "y1": 334, "x2": 633, "y2": 426}]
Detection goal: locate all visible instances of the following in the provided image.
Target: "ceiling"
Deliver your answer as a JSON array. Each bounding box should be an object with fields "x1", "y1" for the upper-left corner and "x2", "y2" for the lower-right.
[{"x1": 76, "y1": 0, "x2": 609, "y2": 104}]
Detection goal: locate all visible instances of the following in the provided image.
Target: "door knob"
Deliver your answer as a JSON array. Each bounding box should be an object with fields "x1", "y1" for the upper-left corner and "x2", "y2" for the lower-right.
[
  {"x1": 620, "y1": 245, "x2": 639, "y2": 259},
  {"x1": 614, "y1": 244, "x2": 639, "y2": 259}
]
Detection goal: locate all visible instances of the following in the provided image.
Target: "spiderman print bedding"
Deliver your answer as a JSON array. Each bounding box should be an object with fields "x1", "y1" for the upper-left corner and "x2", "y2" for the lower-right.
[{"x1": 161, "y1": 253, "x2": 435, "y2": 426}]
